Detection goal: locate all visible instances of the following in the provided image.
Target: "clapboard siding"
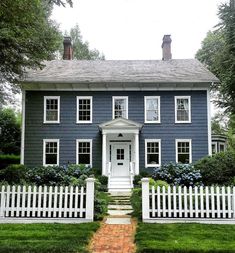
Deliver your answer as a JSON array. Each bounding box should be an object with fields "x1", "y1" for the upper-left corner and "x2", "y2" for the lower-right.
[{"x1": 24, "y1": 90, "x2": 208, "y2": 169}]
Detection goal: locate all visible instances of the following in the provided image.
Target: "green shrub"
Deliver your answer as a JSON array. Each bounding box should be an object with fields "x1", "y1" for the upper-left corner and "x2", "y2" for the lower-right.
[
  {"x1": 153, "y1": 163, "x2": 202, "y2": 186},
  {"x1": 0, "y1": 154, "x2": 20, "y2": 170},
  {"x1": 0, "y1": 164, "x2": 26, "y2": 184},
  {"x1": 131, "y1": 188, "x2": 142, "y2": 219},
  {"x1": 94, "y1": 192, "x2": 110, "y2": 220},
  {"x1": 133, "y1": 175, "x2": 142, "y2": 187},
  {"x1": 194, "y1": 151, "x2": 235, "y2": 185},
  {"x1": 96, "y1": 175, "x2": 108, "y2": 192}
]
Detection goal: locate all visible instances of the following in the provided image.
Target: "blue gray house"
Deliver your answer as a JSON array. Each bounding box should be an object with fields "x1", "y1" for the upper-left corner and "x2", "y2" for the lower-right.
[{"x1": 20, "y1": 35, "x2": 218, "y2": 192}]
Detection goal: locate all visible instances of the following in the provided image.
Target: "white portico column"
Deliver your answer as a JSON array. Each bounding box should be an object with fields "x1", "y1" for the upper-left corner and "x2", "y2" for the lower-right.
[
  {"x1": 135, "y1": 132, "x2": 139, "y2": 175},
  {"x1": 102, "y1": 133, "x2": 107, "y2": 175}
]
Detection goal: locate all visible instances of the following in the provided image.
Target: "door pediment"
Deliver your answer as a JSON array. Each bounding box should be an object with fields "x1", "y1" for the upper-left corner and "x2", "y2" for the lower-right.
[{"x1": 99, "y1": 117, "x2": 142, "y2": 131}]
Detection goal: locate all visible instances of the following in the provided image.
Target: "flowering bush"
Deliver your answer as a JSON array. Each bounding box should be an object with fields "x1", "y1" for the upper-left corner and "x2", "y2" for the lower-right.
[{"x1": 152, "y1": 162, "x2": 202, "y2": 186}]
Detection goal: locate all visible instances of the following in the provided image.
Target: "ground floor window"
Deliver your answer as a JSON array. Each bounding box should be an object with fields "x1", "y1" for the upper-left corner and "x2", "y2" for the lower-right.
[
  {"x1": 145, "y1": 139, "x2": 161, "y2": 167},
  {"x1": 43, "y1": 139, "x2": 59, "y2": 166},
  {"x1": 76, "y1": 139, "x2": 92, "y2": 166},
  {"x1": 176, "y1": 139, "x2": 192, "y2": 164}
]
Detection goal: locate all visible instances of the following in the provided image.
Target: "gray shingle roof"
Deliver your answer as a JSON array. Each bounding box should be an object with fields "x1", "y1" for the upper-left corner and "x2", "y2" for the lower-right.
[{"x1": 23, "y1": 59, "x2": 219, "y2": 84}]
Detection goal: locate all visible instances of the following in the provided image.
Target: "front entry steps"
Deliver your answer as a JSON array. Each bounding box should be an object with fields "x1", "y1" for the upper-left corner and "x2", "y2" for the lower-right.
[
  {"x1": 108, "y1": 193, "x2": 133, "y2": 216},
  {"x1": 108, "y1": 176, "x2": 133, "y2": 193}
]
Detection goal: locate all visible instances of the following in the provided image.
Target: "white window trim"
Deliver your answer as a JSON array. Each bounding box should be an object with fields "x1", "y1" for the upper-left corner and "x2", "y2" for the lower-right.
[
  {"x1": 212, "y1": 141, "x2": 217, "y2": 154},
  {"x1": 145, "y1": 139, "x2": 161, "y2": 168},
  {"x1": 175, "y1": 139, "x2": 192, "y2": 164},
  {"x1": 175, "y1": 96, "x2": 191, "y2": 123},
  {"x1": 43, "y1": 96, "x2": 60, "y2": 124},
  {"x1": 76, "y1": 96, "x2": 93, "y2": 123},
  {"x1": 76, "y1": 139, "x2": 93, "y2": 167},
  {"x1": 144, "y1": 96, "x2": 161, "y2": 123},
  {"x1": 218, "y1": 142, "x2": 225, "y2": 152},
  {"x1": 43, "y1": 139, "x2": 60, "y2": 166},
  {"x1": 112, "y1": 96, "x2": 128, "y2": 119}
]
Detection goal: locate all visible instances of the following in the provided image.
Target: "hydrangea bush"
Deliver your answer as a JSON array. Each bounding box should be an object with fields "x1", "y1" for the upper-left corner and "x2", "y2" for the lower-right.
[{"x1": 152, "y1": 162, "x2": 202, "y2": 186}]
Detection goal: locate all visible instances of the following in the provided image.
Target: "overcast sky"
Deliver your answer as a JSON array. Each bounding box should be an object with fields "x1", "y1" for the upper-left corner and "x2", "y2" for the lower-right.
[{"x1": 52, "y1": 0, "x2": 224, "y2": 60}]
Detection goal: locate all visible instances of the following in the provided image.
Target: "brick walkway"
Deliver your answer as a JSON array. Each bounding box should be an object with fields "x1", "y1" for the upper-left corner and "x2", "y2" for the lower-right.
[{"x1": 90, "y1": 219, "x2": 136, "y2": 253}]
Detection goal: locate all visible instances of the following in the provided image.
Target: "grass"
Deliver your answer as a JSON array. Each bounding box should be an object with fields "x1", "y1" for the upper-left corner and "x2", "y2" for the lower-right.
[
  {"x1": 0, "y1": 222, "x2": 100, "y2": 253},
  {"x1": 136, "y1": 223, "x2": 235, "y2": 253}
]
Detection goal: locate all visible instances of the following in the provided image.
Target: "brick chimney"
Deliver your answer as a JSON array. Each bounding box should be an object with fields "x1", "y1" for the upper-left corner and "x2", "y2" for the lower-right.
[
  {"x1": 63, "y1": 37, "x2": 73, "y2": 60},
  {"x1": 162, "y1": 35, "x2": 172, "y2": 60}
]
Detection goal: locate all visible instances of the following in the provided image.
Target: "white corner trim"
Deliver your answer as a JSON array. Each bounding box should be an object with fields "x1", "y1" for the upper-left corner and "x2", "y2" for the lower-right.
[
  {"x1": 174, "y1": 96, "x2": 191, "y2": 124},
  {"x1": 207, "y1": 89, "x2": 212, "y2": 155},
  {"x1": 175, "y1": 139, "x2": 192, "y2": 164},
  {"x1": 43, "y1": 139, "x2": 60, "y2": 166},
  {"x1": 112, "y1": 96, "x2": 128, "y2": 119},
  {"x1": 76, "y1": 96, "x2": 93, "y2": 124},
  {"x1": 144, "y1": 96, "x2": 161, "y2": 123},
  {"x1": 20, "y1": 90, "x2": 26, "y2": 164},
  {"x1": 76, "y1": 139, "x2": 93, "y2": 167},
  {"x1": 43, "y1": 96, "x2": 60, "y2": 124},
  {"x1": 145, "y1": 139, "x2": 161, "y2": 168}
]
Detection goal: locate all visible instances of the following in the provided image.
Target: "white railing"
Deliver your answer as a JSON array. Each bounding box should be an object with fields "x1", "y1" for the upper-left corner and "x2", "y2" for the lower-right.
[
  {"x1": 0, "y1": 178, "x2": 95, "y2": 222},
  {"x1": 141, "y1": 178, "x2": 235, "y2": 222},
  {"x1": 129, "y1": 162, "x2": 135, "y2": 188},
  {"x1": 107, "y1": 162, "x2": 111, "y2": 188}
]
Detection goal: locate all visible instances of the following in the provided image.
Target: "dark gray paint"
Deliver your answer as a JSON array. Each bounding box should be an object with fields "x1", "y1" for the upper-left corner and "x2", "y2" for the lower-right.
[{"x1": 24, "y1": 90, "x2": 208, "y2": 170}]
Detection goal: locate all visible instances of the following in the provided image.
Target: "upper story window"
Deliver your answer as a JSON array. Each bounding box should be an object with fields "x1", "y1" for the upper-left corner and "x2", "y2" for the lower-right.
[
  {"x1": 145, "y1": 139, "x2": 161, "y2": 167},
  {"x1": 44, "y1": 96, "x2": 60, "y2": 123},
  {"x1": 176, "y1": 139, "x2": 192, "y2": 164},
  {"x1": 144, "y1": 96, "x2": 160, "y2": 123},
  {"x1": 77, "y1": 96, "x2": 93, "y2": 123},
  {"x1": 175, "y1": 96, "x2": 191, "y2": 123},
  {"x1": 76, "y1": 139, "x2": 92, "y2": 166},
  {"x1": 112, "y1": 96, "x2": 128, "y2": 119},
  {"x1": 43, "y1": 139, "x2": 59, "y2": 166}
]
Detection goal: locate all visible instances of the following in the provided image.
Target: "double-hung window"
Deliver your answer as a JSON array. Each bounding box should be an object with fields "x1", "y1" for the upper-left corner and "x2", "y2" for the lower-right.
[
  {"x1": 144, "y1": 96, "x2": 160, "y2": 123},
  {"x1": 77, "y1": 96, "x2": 92, "y2": 123},
  {"x1": 176, "y1": 139, "x2": 192, "y2": 164},
  {"x1": 76, "y1": 139, "x2": 92, "y2": 166},
  {"x1": 43, "y1": 139, "x2": 59, "y2": 166},
  {"x1": 145, "y1": 139, "x2": 161, "y2": 167},
  {"x1": 112, "y1": 96, "x2": 128, "y2": 119},
  {"x1": 175, "y1": 96, "x2": 191, "y2": 123},
  {"x1": 44, "y1": 96, "x2": 60, "y2": 123}
]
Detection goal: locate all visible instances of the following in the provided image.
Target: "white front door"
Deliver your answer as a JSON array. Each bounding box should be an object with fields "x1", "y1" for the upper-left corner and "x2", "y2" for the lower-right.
[{"x1": 111, "y1": 143, "x2": 129, "y2": 177}]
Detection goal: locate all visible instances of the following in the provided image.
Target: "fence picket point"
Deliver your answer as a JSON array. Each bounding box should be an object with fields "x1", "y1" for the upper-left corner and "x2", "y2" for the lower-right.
[
  {"x1": 26, "y1": 186, "x2": 31, "y2": 217},
  {"x1": 168, "y1": 186, "x2": 171, "y2": 218},
  {"x1": 195, "y1": 186, "x2": 198, "y2": 218},
  {"x1": 53, "y1": 186, "x2": 58, "y2": 218},
  {"x1": 58, "y1": 186, "x2": 63, "y2": 218},
  {"x1": 173, "y1": 186, "x2": 177, "y2": 217},
  {"x1": 222, "y1": 187, "x2": 226, "y2": 218},
  {"x1": 152, "y1": 186, "x2": 156, "y2": 218},
  {"x1": 227, "y1": 187, "x2": 231, "y2": 219},
  {"x1": 216, "y1": 186, "x2": 220, "y2": 218},
  {"x1": 0, "y1": 186, "x2": 5, "y2": 217},
  {"x1": 179, "y1": 186, "x2": 182, "y2": 218},
  {"x1": 211, "y1": 186, "x2": 215, "y2": 218},
  {"x1": 74, "y1": 186, "x2": 79, "y2": 218},
  {"x1": 16, "y1": 185, "x2": 21, "y2": 217},
  {"x1": 38, "y1": 186, "x2": 42, "y2": 217},
  {"x1": 79, "y1": 187, "x2": 84, "y2": 218},
  {"x1": 162, "y1": 186, "x2": 166, "y2": 217},
  {"x1": 205, "y1": 187, "x2": 209, "y2": 218},
  {"x1": 184, "y1": 186, "x2": 187, "y2": 218},
  {"x1": 42, "y1": 186, "x2": 47, "y2": 217},
  {"x1": 200, "y1": 186, "x2": 204, "y2": 218}
]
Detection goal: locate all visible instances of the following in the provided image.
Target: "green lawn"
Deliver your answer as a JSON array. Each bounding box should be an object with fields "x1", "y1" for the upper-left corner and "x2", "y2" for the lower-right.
[
  {"x1": 0, "y1": 223, "x2": 99, "y2": 253},
  {"x1": 136, "y1": 223, "x2": 235, "y2": 253}
]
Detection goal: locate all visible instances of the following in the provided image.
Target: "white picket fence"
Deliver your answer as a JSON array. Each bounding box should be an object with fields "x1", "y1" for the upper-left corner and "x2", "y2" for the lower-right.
[
  {"x1": 0, "y1": 178, "x2": 95, "y2": 223},
  {"x1": 141, "y1": 178, "x2": 235, "y2": 223}
]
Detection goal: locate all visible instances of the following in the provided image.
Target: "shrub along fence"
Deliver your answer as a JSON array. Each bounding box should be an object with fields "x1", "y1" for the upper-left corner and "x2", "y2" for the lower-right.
[
  {"x1": 141, "y1": 178, "x2": 235, "y2": 223},
  {"x1": 0, "y1": 178, "x2": 95, "y2": 223}
]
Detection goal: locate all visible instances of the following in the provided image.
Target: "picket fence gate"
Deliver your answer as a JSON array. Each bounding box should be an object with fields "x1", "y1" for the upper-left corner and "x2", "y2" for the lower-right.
[
  {"x1": 141, "y1": 178, "x2": 235, "y2": 223},
  {"x1": 0, "y1": 178, "x2": 95, "y2": 223}
]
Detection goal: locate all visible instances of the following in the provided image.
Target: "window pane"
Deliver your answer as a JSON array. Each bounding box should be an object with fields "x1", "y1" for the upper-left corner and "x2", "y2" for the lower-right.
[
  {"x1": 79, "y1": 154, "x2": 90, "y2": 164},
  {"x1": 117, "y1": 149, "x2": 124, "y2": 160},
  {"x1": 147, "y1": 154, "x2": 159, "y2": 165},
  {"x1": 178, "y1": 154, "x2": 190, "y2": 164},
  {"x1": 78, "y1": 98, "x2": 91, "y2": 122},
  {"x1": 177, "y1": 98, "x2": 189, "y2": 121},
  {"x1": 114, "y1": 98, "x2": 127, "y2": 119},
  {"x1": 46, "y1": 98, "x2": 59, "y2": 122},
  {"x1": 46, "y1": 154, "x2": 57, "y2": 165},
  {"x1": 146, "y1": 98, "x2": 159, "y2": 121}
]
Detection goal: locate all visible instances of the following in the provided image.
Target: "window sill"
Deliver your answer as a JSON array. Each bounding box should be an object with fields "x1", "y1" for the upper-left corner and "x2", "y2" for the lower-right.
[{"x1": 43, "y1": 121, "x2": 60, "y2": 124}]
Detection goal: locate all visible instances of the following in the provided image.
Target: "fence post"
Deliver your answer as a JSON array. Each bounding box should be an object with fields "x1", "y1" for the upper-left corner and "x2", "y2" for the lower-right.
[
  {"x1": 85, "y1": 178, "x2": 95, "y2": 221},
  {"x1": 0, "y1": 186, "x2": 5, "y2": 218},
  {"x1": 141, "y1": 178, "x2": 150, "y2": 220}
]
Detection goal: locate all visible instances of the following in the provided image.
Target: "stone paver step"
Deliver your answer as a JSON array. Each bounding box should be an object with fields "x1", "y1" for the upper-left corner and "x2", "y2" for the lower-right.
[
  {"x1": 108, "y1": 209, "x2": 133, "y2": 216},
  {"x1": 108, "y1": 204, "x2": 133, "y2": 210},
  {"x1": 105, "y1": 217, "x2": 131, "y2": 224}
]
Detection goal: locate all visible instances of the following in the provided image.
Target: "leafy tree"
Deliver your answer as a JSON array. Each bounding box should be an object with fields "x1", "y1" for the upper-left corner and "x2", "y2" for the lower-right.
[
  {"x1": 196, "y1": 0, "x2": 235, "y2": 114},
  {"x1": 0, "y1": 0, "x2": 63, "y2": 106},
  {"x1": 50, "y1": 0, "x2": 73, "y2": 7},
  {"x1": 68, "y1": 24, "x2": 105, "y2": 60},
  {"x1": 211, "y1": 112, "x2": 228, "y2": 135},
  {"x1": 0, "y1": 108, "x2": 21, "y2": 155}
]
